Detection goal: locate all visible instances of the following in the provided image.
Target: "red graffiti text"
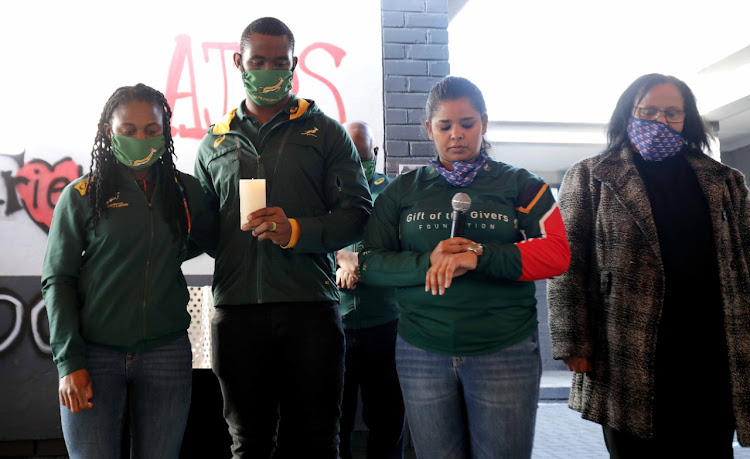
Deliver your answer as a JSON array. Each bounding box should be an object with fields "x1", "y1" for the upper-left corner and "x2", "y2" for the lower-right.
[{"x1": 165, "y1": 35, "x2": 348, "y2": 139}]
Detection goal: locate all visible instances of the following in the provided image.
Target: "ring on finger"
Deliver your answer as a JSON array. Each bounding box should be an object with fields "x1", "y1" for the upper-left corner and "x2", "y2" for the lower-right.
[{"x1": 270, "y1": 221, "x2": 277, "y2": 232}]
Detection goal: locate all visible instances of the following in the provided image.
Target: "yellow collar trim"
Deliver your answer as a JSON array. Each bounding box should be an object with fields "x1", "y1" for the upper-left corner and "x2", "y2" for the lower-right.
[
  {"x1": 74, "y1": 179, "x2": 89, "y2": 196},
  {"x1": 290, "y1": 99, "x2": 310, "y2": 120},
  {"x1": 213, "y1": 99, "x2": 308, "y2": 134},
  {"x1": 212, "y1": 108, "x2": 238, "y2": 135}
]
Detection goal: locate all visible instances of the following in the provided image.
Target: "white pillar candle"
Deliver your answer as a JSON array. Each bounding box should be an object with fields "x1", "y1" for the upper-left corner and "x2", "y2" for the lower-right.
[{"x1": 239, "y1": 179, "x2": 266, "y2": 229}]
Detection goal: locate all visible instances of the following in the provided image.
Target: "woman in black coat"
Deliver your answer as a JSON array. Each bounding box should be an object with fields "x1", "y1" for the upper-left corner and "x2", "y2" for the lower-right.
[{"x1": 548, "y1": 73, "x2": 750, "y2": 458}]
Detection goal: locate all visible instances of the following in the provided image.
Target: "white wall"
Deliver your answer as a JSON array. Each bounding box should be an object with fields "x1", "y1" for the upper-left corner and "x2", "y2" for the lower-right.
[
  {"x1": 0, "y1": 0, "x2": 384, "y2": 276},
  {"x1": 722, "y1": 145, "x2": 750, "y2": 178}
]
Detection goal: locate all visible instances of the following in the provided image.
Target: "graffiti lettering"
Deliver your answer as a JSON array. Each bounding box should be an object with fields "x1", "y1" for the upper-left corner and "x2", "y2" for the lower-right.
[
  {"x1": 0, "y1": 292, "x2": 24, "y2": 353},
  {"x1": 1, "y1": 151, "x2": 26, "y2": 215},
  {"x1": 165, "y1": 35, "x2": 347, "y2": 140},
  {"x1": 15, "y1": 158, "x2": 81, "y2": 232},
  {"x1": 2, "y1": 170, "x2": 23, "y2": 215},
  {"x1": 31, "y1": 297, "x2": 51, "y2": 354},
  {"x1": 0, "y1": 291, "x2": 51, "y2": 356},
  {"x1": 201, "y1": 41, "x2": 240, "y2": 120},
  {"x1": 1, "y1": 151, "x2": 82, "y2": 233},
  {"x1": 165, "y1": 34, "x2": 206, "y2": 140},
  {"x1": 1, "y1": 37, "x2": 349, "y2": 233},
  {"x1": 298, "y1": 42, "x2": 348, "y2": 123}
]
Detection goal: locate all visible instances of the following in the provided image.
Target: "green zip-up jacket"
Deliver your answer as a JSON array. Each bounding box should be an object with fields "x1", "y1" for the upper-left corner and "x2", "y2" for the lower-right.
[
  {"x1": 194, "y1": 96, "x2": 372, "y2": 306},
  {"x1": 360, "y1": 158, "x2": 570, "y2": 356},
  {"x1": 339, "y1": 172, "x2": 398, "y2": 329},
  {"x1": 41, "y1": 165, "x2": 216, "y2": 378}
]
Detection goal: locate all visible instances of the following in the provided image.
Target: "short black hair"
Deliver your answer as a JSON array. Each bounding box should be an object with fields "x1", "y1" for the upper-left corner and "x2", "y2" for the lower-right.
[
  {"x1": 240, "y1": 17, "x2": 295, "y2": 55},
  {"x1": 605, "y1": 73, "x2": 712, "y2": 155}
]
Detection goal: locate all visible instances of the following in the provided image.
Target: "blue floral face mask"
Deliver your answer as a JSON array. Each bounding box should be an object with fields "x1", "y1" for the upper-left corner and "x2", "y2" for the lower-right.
[
  {"x1": 627, "y1": 116, "x2": 685, "y2": 161},
  {"x1": 430, "y1": 151, "x2": 487, "y2": 187}
]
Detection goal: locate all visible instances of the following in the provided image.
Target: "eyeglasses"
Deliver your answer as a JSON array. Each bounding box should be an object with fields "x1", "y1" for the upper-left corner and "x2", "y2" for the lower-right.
[{"x1": 633, "y1": 106, "x2": 686, "y2": 124}]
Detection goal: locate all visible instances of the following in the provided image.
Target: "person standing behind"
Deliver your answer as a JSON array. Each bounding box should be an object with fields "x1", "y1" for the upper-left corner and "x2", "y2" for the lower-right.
[
  {"x1": 548, "y1": 73, "x2": 750, "y2": 457},
  {"x1": 359, "y1": 76, "x2": 570, "y2": 458},
  {"x1": 336, "y1": 121, "x2": 405, "y2": 459},
  {"x1": 42, "y1": 83, "x2": 215, "y2": 458},
  {"x1": 193, "y1": 17, "x2": 373, "y2": 459}
]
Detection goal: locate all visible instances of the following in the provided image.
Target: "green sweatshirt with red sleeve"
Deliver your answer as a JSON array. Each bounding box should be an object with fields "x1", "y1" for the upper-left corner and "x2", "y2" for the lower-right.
[{"x1": 359, "y1": 158, "x2": 570, "y2": 356}]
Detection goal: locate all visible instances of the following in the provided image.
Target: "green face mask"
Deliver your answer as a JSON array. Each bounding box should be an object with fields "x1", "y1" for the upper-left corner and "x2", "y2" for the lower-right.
[
  {"x1": 242, "y1": 69, "x2": 294, "y2": 106},
  {"x1": 361, "y1": 160, "x2": 376, "y2": 182},
  {"x1": 111, "y1": 135, "x2": 165, "y2": 170}
]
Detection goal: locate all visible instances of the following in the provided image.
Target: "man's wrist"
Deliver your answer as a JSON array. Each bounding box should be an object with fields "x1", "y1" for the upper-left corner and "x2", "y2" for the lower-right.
[
  {"x1": 337, "y1": 248, "x2": 358, "y2": 266},
  {"x1": 281, "y1": 218, "x2": 300, "y2": 249}
]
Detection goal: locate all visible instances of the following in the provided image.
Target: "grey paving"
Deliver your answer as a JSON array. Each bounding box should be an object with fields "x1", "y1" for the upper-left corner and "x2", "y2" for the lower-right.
[
  {"x1": 533, "y1": 402, "x2": 750, "y2": 458},
  {"x1": 533, "y1": 371, "x2": 750, "y2": 458},
  {"x1": 533, "y1": 402, "x2": 608, "y2": 458}
]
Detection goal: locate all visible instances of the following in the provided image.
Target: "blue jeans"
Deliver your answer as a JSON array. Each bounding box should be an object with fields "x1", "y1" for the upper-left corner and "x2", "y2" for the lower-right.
[
  {"x1": 211, "y1": 302, "x2": 345, "y2": 459},
  {"x1": 60, "y1": 335, "x2": 192, "y2": 459},
  {"x1": 340, "y1": 320, "x2": 405, "y2": 459},
  {"x1": 396, "y1": 332, "x2": 541, "y2": 459}
]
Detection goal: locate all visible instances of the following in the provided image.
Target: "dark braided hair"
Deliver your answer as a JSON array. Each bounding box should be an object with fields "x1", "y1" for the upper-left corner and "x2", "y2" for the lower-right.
[{"x1": 87, "y1": 83, "x2": 188, "y2": 244}]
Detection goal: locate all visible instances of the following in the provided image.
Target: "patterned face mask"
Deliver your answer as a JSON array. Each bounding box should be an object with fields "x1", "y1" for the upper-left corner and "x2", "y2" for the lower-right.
[
  {"x1": 242, "y1": 69, "x2": 294, "y2": 106},
  {"x1": 111, "y1": 135, "x2": 165, "y2": 170},
  {"x1": 361, "y1": 160, "x2": 376, "y2": 182},
  {"x1": 627, "y1": 116, "x2": 685, "y2": 161},
  {"x1": 430, "y1": 151, "x2": 487, "y2": 187}
]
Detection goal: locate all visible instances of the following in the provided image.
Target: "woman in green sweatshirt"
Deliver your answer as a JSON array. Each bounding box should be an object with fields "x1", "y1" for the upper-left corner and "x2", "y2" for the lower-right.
[
  {"x1": 359, "y1": 76, "x2": 570, "y2": 458},
  {"x1": 41, "y1": 84, "x2": 214, "y2": 458}
]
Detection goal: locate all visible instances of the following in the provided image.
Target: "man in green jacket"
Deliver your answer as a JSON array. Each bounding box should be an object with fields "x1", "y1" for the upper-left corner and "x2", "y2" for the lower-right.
[
  {"x1": 336, "y1": 121, "x2": 404, "y2": 459},
  {"x1": 193, "y1": 17, "x2": 372, "y2": 458}
]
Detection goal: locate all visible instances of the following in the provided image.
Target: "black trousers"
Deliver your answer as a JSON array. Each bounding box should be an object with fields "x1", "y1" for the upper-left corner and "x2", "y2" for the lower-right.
[
  {"x1": 339, "y1": 320, "x2": 405, "y2": 459},
  {"x1": 602, "y1": 422, "x2": 735, "y2": 459},
  {"x1": 211, "y1": 302, "x2": 345, "y2": 459},
  {"x1": 602, "y1": 382, "x2": 735, "y2": 459}
]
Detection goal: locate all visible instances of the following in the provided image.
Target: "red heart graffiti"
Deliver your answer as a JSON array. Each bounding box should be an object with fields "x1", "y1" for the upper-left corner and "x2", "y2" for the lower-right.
[{"x1": 15, "y1": 158, "x2": 82, "y2": 232}]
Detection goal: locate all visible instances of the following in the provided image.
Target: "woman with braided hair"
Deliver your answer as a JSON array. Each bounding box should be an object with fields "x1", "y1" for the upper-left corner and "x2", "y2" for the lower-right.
[{"x1": 42, "y1": 83, "x2": 215, "y2": 458}]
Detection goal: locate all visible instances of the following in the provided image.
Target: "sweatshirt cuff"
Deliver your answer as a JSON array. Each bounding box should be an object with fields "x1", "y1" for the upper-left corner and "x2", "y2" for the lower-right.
[
  {"x1": 57, "y1": 356, "x2": 87, "y2": 379},
  {"x1": 282, "y1": 218, "x2": 301, "y2": 249}
]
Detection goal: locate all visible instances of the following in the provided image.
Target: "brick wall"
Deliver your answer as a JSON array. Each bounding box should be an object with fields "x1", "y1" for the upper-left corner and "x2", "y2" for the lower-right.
[{"x1": 381, "y1": 0, "x2": 450, "y2": 175}]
